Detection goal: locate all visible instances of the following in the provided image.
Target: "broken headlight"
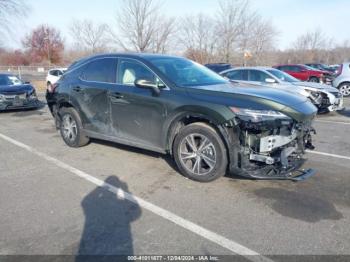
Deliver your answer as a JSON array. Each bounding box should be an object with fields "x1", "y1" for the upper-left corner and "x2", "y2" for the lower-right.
[{"x1": 230, "y1": 107, "x2": 291, "y2": 123}]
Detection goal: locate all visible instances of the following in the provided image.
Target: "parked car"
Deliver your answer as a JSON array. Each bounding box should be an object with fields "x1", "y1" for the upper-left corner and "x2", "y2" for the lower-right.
[
  {"x1": 0, "y1": 74, "x2": 39, "y2": 111},
  {"x1": 274, "y1": 64, "x2": 333, "y2": 84},
  {"x1": 47, "y1": 53, "x2": 317, "y2": 182},
  {"x1": 46, "y1": 68, "x2": 67, "y2": 92},
  {"x1": 332, "y1": 63, "x2": 350, "y2": 96},
  {"x1": 221, "y1": 67, "x2": 343, "y2": 113},
  {"x1": 305, "y1": 63, "x2": 337, "y2": 74},
  {"x1": 205, "y1": 63, "x2": 233, "y2": 73}
]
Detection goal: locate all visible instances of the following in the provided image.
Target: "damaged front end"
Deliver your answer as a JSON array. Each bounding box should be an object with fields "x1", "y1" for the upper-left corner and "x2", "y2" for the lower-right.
[{"x1": 224, "y1": 107, "x2": 317, "y2": 181}]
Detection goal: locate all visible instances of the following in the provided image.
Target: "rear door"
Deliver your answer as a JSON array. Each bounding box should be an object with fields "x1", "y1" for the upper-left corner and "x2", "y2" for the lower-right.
[
  {"x1": 291, "y1": 65, "x2": 308, "y2": 81},
  {"x1": 70, "y1": 57, "x2": 117, "y2": 135}
]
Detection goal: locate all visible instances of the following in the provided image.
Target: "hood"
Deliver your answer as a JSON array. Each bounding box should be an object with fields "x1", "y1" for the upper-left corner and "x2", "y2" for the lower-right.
[
  {"x1": 291, "y1": 81, "x2": 339, "y2": 93},
  {"x1": 0, "y1": 84, "x2": 34, "y2": 95},
  {"x1": 186, "y1": 83, "x2": 317, "y2": 122}
]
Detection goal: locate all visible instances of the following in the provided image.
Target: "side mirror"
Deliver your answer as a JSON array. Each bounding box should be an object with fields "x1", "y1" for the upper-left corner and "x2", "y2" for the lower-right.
[
  {"x1": 24, "y1": 81, "x2": 31, "y2": 84},
  {"x1": 265, "y1": 78, "x2": 276, "y2": 84},
  {"x1": 134, "y1": 79, "x2": 160, "y2": 96}
]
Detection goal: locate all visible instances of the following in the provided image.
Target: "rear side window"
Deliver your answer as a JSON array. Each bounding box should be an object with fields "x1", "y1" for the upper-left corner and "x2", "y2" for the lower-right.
[
  {"x1": 225, "y1": 70, "x2": 248, "y2": 81},
  {"x1": 81, "y1": 58, "x2": 117, "y2": 83}
]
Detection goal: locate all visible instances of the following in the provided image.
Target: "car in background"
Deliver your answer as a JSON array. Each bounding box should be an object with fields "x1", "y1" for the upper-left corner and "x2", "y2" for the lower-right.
[
  {"x1": 46, "y1": 68, "x2": 67, "y2": 92},
  {"x1": 46, "y1": 53, "x2": 317, "y2": 182},
  {"x1": 305, "y1": 63, "x2": 337, "y2": 74},
  {"x1": 0, "y1": 74, "x2": 39, "y2": 111},
  {"x1": 221, "y1": 67, "x2": 343, "y2": 113},
  {"x1": 274, "y1": 64, "x2": 333, "y2": 84},
  {"x1": 205, "y1": 63, "x2": 233, "y2": 73},
  {"x1": 332, "y1": 63, "x2": 350, "y2": 97}
]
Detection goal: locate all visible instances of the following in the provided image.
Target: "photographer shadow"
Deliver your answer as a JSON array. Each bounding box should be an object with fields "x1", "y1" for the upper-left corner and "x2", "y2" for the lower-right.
[{"x1": 76, "y1": 176, "x2": 141, "y2": 261}]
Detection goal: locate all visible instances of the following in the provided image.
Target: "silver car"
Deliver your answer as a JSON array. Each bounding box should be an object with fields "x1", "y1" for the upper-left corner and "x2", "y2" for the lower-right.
[
  {"x1": 221, "y1": 67, "x2": 344, "y2": 113},
  {"x1": 332, "y1": 62, "x2": 350, "y2": 97}
]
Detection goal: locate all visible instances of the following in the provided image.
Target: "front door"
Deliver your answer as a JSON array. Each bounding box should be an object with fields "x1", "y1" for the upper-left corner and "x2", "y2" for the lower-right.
[{"x1": 109, "y1": 58, "x2": 168, "y2": 150}]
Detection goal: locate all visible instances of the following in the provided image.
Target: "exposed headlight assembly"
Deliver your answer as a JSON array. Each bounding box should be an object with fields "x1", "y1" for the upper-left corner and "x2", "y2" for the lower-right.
[
  {"x1": 0, "y1": 94, "x2": 5, "y2": 102},
  {"x1": 230, "y1": 107, "x2": 291, "y2": 122}
]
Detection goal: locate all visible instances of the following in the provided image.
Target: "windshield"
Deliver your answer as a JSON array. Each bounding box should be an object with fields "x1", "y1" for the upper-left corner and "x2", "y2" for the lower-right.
[
  {"x1": 0, "y1": 75, "x2": 23, "y2": 86},
  {"x1": 267, "y1": 69, "x2": 300, "y2": 83},
  {"x1": 147, "y1": 57, "x2": 228, "y2": 87}
]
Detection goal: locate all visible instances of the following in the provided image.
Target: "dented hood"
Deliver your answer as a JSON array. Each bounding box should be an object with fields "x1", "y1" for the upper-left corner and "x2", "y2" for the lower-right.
[{"x1": 186, "y1": 83, "x2": 318, "y2": 122}]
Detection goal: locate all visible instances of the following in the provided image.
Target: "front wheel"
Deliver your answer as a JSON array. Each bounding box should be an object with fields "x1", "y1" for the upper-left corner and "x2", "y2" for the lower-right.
[
  {"x1": 339, "y1": 83, "x2": 350, "y2": 97},
  {"x1": 173, "y1": 123, "x2": 228, "y2": 182},
  {"x1": 59, "y1": 107, "x2": 90, "y2": 148}
]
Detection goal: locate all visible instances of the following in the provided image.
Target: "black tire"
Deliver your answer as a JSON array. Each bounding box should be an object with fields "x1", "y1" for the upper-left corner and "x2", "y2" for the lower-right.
[
  {"x1": 59, "y1": 107, "x2": 89, "y2": 148},
  {"x1": 309, "y1": 77, "x2": 319, "y2": 83},
  {"x1": 173, "y1": 123, "x2": 228, "y2": 182}
]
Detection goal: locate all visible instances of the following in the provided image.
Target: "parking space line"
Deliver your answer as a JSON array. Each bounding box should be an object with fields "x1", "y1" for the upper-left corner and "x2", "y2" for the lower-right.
[
  {"x1": 0, "y1": 132, "x2": 272, "y2": 262},
  {"x1": 315, "y1": 120, "x2": 350, "y2": 125},
  {"x1": 307, "y1": 150, "x2": 350, "y2": 160}
]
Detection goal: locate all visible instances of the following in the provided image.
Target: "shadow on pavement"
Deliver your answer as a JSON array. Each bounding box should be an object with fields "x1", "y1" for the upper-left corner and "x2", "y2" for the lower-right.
[
  {"x1": 76, "y1": 176, "x2": 142, "y2": 260},
  {"x1": 254, "y1": 187, "x2": 343, "y2": 223}
]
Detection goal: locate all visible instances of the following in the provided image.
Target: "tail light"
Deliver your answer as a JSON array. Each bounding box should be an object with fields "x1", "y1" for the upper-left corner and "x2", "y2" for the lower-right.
[
  {"x1": 49, "y1": 83, "x2": 59, "y2": 93},
  {"x1": 336, "y1": 64, "x2": 343, "y2": 77}
]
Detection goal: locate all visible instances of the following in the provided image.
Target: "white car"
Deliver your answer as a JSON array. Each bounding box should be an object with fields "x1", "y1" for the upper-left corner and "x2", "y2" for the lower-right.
[
  {"x1": 332, "y1": 63, "x2": 350, "y2": 97},
  {"x1": 221, "y1": 67, "x2": 344, "y2": 113},
  {"x1": 46, "y1": 68, "x2": 67, "y2": 92}
]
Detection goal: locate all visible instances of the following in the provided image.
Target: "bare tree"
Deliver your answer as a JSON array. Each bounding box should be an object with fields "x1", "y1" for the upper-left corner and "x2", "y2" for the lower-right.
[
  {"x1": 246, "y1": 16, "x2": 279, "y2": 65},
  {"x1": 113, "y1": 0, "x2": 175, "y2": 53},
  {"x1": 178, "y1": 13, "x2": 218, "y2": 64},
  {"x1": 0, "y1": 0, "x2": 28, "y2": 44},
  {"x1": 70, "y1": 19, "x2": 110, "y2": 54},
  {"x1": 215, "y1": 0, "x2": 250, "y2": 63},
  {"x1": 291, "y1": 28, "x2": 333, "y2": 63}
]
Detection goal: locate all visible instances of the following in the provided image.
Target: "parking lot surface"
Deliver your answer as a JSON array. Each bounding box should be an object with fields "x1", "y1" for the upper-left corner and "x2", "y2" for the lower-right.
[{"x1": 0, "y1": 95, "x2": 350, "y2": 259}]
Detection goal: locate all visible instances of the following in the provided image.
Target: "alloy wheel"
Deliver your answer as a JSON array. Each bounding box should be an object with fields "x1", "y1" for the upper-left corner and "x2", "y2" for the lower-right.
[
  {"x1": 340, "y1": 85, "x2": 350, "y2": 96},
  {"x1": 62, "y1": 114, "x2": 78, "y2": 142},
  {"x1": 179, "y1": 133, "x2": 217, "y2": 176}
]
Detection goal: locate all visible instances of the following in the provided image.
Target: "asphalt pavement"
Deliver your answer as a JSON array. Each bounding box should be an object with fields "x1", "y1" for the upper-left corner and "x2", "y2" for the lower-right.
[{"x1": 0, "y1": 95, "x2": 349, "y2": 261}]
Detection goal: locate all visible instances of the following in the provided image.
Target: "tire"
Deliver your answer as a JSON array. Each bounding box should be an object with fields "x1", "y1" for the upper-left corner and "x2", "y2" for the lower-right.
[
  {"x1": 59, "y1": 107, "x2": 89, "y2": 148},
  {"x1": 309, "y1": 77, "x2": 319, "y2": 83},
  {"x1": 338, "y1": 82, "x2": 350, "y2": 97},
  {"x1": 173, "y1": 122, "x2": 228, "y2": 182}
]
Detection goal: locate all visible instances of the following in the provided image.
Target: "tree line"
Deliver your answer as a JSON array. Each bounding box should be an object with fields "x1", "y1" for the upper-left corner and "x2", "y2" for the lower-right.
[{"x1": 0, "y1": 0, "x2": 349, "y2": 66}]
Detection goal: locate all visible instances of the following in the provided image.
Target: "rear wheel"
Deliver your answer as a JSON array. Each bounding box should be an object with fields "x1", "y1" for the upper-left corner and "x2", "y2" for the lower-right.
[
  {"x1": 309, "y1": 77, "x2": 319, "y2": 83},
  {"x1": 173, "y1": 123, "x2": 228, "y2": 182},
  {"x1": 59, "y1": 107, "x2": 89, "y2": 148},
  {"x1": 339, "y1": 83, "x2": 350, "y2": 97}
]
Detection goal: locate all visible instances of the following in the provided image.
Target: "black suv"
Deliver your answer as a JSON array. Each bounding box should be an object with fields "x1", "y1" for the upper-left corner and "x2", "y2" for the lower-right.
[{"x1": 47, "y1": 53, "x2": 318, "y2": 182}]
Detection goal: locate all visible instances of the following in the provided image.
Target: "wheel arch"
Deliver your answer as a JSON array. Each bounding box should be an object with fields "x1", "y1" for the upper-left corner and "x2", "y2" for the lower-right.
[{"x1": 164, "y1": 109, "x2": 234, "y2": 156}]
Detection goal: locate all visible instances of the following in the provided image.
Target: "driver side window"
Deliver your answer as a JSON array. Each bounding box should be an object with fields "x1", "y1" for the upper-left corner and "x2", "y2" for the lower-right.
[{"x1": 118, "y1": 59, "x2": 156, "y2": 86}]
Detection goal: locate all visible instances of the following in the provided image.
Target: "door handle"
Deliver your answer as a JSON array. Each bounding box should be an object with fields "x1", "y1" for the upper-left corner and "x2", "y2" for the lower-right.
[
  {"x1": 109, "y1": 92, "x2": 124, "y2": 99},
  {"x1": 72, "y1": 86, "x2": 82, "y2": 92}
]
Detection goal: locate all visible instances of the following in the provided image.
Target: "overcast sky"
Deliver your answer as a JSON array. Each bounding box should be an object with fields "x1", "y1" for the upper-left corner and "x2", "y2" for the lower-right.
[{"x1": 6, "y1": 0, "x2": 350, "y2": 50}]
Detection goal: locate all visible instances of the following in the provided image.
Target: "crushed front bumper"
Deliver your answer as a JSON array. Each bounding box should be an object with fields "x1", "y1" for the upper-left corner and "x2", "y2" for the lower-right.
[{"x1": 223, "y1": 118, "x2": 317, "y2": 181}]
